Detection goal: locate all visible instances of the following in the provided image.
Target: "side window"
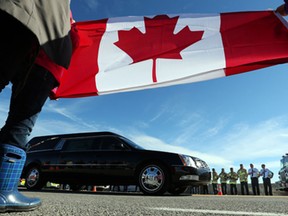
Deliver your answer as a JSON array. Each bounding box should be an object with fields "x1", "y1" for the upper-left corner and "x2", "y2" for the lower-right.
[
  {"x1": 62, "y1": 137, "x2": 98, "y2": 151},
  {"x1": 91, "y1": 137, "x2": 102, "y2": 150},
  {"x1": 101, "y1": 137, "x2": 127, "y2": 151},
  {"x1": 28, "y1": 139, "x2": 58, "y2": 152}
]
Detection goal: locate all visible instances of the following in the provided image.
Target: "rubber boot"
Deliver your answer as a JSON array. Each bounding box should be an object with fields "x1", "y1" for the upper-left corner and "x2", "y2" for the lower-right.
[{"x1": 0, "y1": 144, "x2": 41, "y2": 212}]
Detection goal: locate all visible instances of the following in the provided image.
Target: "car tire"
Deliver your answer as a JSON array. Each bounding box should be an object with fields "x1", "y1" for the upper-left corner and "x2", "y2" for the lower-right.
[
  {"x1": 168, "y1": 186, "x2": 188, "y2": 195},
  {"x1": 25, "y1": 166, "x2": 46, "y2": 190},
  {"x1": 138, "y1": 163, "x2": 169, "y2": 195}
]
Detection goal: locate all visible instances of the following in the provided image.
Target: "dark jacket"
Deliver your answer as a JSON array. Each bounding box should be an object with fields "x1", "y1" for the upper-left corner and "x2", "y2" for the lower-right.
[{"x1": 0, "y1": 1, "x2": 72, "y2": 68}]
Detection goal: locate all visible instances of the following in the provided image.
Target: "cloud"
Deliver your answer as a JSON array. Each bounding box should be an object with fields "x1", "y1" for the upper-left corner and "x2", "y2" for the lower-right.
[
  {"x1": 32, "y1": 100, "x2": 122, "y2": 138},
  {"x1": 126, "y1": 131, "x2": 232, "y2": 167},
  {"x1": 160, "y1": 109, "x2": 230, "y2": 148},
  {"x1": 214, "y1": 116, "x2": 288, "y2": 161},
  {"x1": 149, "y1": 107, "x2": 167, "y2": 122},
  {"x1": 31, "y1": 119, "x2": 87, "y2": 137},
  {"x1": 152, "y1": 105, "x2": 288, "y2": 164},
  {"x1": 43, "y1": 101, "x2": 101, "y2": 129},
  {"x1": 125, "y1": 113, "x2": 288, "y2": 174},
  {"x1": 30, "y1": 101, "x2": 99, "y2": 137}
]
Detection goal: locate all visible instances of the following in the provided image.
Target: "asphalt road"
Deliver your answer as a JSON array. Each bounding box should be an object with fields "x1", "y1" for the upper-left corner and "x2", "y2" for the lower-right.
[{"x1": 2, "y1": 190, "x2": 288, "y2": 216}]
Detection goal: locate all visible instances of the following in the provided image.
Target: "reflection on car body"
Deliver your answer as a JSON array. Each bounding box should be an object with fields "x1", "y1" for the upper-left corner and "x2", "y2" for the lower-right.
[{"x1": 22, "y1": 132, "x2": 211, "y2": 195}]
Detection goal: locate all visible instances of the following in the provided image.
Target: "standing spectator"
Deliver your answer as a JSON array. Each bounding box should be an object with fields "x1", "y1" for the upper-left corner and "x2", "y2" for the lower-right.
[
  {"x1": 211, "y1": 168, "x2": 219, "y2": 195},
  {"x1": 248, "y1": 163, "x2": 260, "y2": 195},
  {"x1": 260, "y1": 164, "x2": 273, "y2": 196},
  {"x1": 228, "y1": 167, "x2": 238, "y2": 195},
  {"x1": 0, "y1": 1, "x2": 74, "y2": 213},
  {"x1": 237, "y1": 164, "x2": 249, "y2": 195},
  {"x1": 219, "y1": 168, "x2": 228, "y2": 195}
]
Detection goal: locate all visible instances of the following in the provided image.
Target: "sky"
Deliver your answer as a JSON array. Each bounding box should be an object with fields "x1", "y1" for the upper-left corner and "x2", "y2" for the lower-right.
[{"x1": 1, "y1": 0, "x2": 288, "y2": 183}]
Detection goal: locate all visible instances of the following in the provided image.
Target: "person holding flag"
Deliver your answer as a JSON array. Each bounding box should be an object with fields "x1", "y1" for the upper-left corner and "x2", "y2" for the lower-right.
[{"x1": 0, "y1": 1, "x2": 75, "y2": 213}]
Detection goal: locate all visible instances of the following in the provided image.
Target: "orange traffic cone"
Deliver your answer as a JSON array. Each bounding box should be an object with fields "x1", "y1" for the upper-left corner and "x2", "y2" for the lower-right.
[
  {"x1": 217, "y1": 184, "x2": 223, "y2": 195},
  {"x1": 92, "y1": 186, "x2": 97, "y2": 192}
]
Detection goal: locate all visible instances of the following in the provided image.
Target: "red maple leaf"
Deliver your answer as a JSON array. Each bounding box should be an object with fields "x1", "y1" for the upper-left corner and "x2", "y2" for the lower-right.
[{"x1": 114, "y1": 15, "x2": 204, "y2": 82}]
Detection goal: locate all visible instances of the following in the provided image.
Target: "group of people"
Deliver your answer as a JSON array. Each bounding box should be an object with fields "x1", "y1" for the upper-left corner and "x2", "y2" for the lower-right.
[{"x1": 211, "y1": 164, "x2": 274, "y2": 196}]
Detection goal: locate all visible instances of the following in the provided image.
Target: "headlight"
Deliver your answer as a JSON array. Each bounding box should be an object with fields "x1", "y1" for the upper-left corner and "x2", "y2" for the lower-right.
[
  {"x1": 178, "y1": 154, "x2": 197, "y2": 168},
  {"x1": 195, "y1": 160, "x2": 203, "y2": 168}
]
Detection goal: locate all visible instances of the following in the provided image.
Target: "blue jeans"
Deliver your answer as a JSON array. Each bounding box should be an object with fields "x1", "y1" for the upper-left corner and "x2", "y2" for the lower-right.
[{"x1": 0, "y1": 65, "x2": 57, "y2": 150}]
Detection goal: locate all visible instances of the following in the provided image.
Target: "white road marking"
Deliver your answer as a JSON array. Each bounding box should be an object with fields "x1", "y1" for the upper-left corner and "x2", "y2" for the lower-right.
[{"x1": 150, "y1": 207, "x2": 288, "y2": 216}]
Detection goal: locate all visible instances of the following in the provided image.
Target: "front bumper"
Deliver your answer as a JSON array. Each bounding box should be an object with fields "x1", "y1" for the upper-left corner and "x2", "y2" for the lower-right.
[
  {"x1": 171, "y1": 165, "x2": 211, "y2": 186},
  {"x1": 179, "y1": 175, "x2": 199, "y2": 181}
]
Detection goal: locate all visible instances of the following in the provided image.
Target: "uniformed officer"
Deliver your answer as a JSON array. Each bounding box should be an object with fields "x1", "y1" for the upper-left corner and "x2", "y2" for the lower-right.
[
  {"x1": 228, "y1": 167, "x2": 238, "y2": 195},
  {"x1": 237, "y1": 164, "x2": 249, "y2": 195},
  {"x1": 248, "y1": 163, "x2": 260, "y2": 195},
  {"x1": 219, "y1": 168, "x2": 228, "y2": 195},
  {"x1": 260, "y1": 164, "x2": 273, "y2": 196},
  {"x1": 211, "y1": 168, "x2": 219, "y2": 195}
]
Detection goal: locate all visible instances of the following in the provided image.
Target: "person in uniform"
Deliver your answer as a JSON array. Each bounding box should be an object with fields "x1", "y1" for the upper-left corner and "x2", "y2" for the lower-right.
[
  {"x1": 228, "y1": 167, "x2": 238, "y2": 195},
  {"x1": 237, "y1": 164, "x2": 249, "y2": 195},
  {"x1": 211, "y1": 168, "x2": 219, "y2": 195},
  {"x1": 219, "y1": 168, "x2": 228, "y2": 195},
  {"x1": 260, "y1": 164, "x2": 273, "y2": 196},
  {"x1": 248, "y1": 163, "x2": 260, "y2": 195}
]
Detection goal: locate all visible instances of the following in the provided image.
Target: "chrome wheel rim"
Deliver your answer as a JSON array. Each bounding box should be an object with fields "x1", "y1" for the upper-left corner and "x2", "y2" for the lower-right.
[
  {"x1": 140, "y1": 165, "x2": 164, "y2": 192},
  {"x1": 26, "y1": 168, "x2": 40, "y2": 187}
]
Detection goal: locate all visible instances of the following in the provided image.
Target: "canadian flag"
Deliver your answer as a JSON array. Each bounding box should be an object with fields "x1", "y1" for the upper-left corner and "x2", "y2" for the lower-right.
[{"x1": 52, "y1": 11, "x2": 288, "y2": 99}]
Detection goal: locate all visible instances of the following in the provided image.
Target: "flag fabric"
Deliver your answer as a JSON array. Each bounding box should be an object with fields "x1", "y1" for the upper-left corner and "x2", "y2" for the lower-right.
[{"x1": 52, "y1": 11, "x2": 288, "y2": 99}]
